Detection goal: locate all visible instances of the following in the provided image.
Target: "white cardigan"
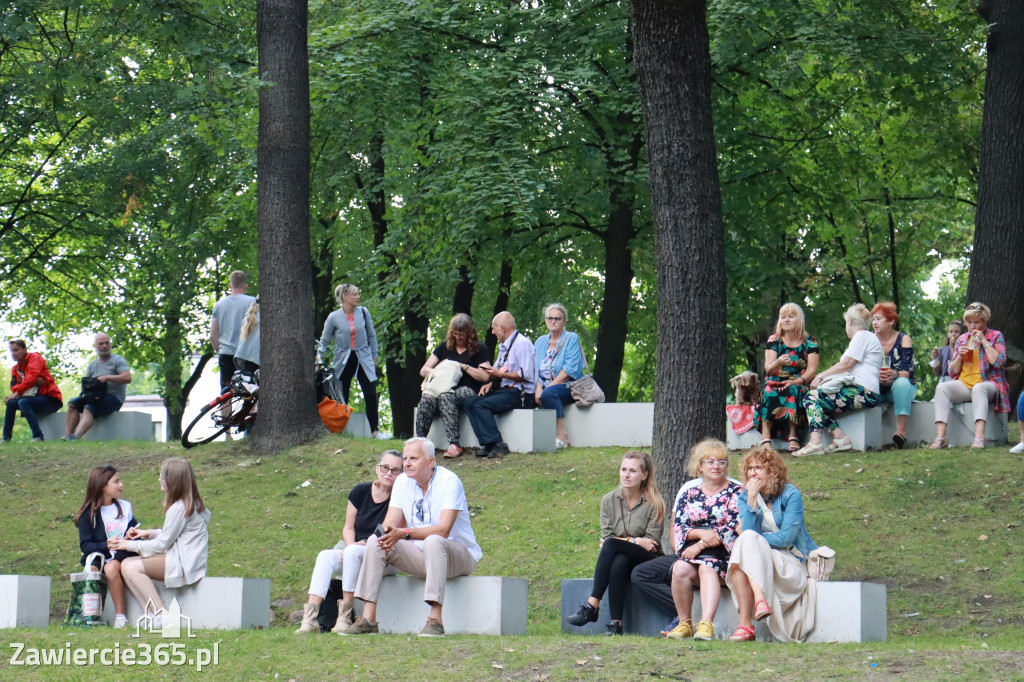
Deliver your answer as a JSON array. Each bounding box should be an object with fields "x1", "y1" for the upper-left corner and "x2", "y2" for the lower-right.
[{"x1": 128, "y1": 500, "x2": 211, "y2": 588}]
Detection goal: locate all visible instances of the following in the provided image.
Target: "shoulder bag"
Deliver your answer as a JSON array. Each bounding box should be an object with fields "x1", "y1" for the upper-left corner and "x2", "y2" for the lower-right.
[{"x1": 568, "y1": 351, "x2": 605, "y2": 407}]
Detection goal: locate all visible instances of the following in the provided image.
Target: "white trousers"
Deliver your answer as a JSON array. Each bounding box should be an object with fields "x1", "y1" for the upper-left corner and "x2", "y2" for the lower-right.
[
  {"x1": 308, "y1": 543, "x2": 368, "y2": 597},
  {"x1": 934, "y1": 380, "x2": 997, "y2": 424}
]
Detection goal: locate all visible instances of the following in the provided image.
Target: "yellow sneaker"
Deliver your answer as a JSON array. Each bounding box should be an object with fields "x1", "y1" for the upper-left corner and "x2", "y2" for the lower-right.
[
  {"x1": 666, "y1": 620, "x2": 694, "y2": 639},
  {"x1": 694, "y1": 619, "x2": 714, "y2": 640}
]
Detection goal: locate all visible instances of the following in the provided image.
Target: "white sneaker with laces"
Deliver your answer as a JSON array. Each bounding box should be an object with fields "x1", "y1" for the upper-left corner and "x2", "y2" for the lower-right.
[
  {"x1": 1010, "y1": 441, "x2": 1024, "y2": 454},
  {"x1": 114, "y1": 614, "x2": 129, "y2": 628}
]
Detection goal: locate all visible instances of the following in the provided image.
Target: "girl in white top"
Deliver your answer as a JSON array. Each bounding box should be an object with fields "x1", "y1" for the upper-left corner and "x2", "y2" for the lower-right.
[
  {"x1": 74, "y1": 465, "x2": 139, "y2": 628},
  {"x1": 109, "y1": 458, "x2": 211, "y2": 624}
]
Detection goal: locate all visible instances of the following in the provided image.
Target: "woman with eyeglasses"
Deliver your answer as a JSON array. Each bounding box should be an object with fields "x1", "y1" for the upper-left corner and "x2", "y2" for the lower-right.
[
  {"x1": 567, "y1": 451, "x2": 665, "y2": 635},
  {"x1": 414, "y1": 314, "x2": 492, "y2": 458},
  {"x1": 294, "y1": 450, "x2": 403, "y2": 634},
  {"x1": 930, "y1": 302, "x2": 1009, "y2": 450},
  {"x1": 726, "y1": 446, "x2": 819, "y2": 642},
  {"x1": 663, "y1": 439, "x2": 742, "y2": 641},
  {"x1": 533, "y1": 303, "x2": 587, "y2": 448}
]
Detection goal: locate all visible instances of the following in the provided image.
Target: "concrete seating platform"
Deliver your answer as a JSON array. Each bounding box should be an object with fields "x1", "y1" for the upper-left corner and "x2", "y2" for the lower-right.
[
  {"x1": 563, "y1": 403, "x2": 654, "y2": 447},
  {"x1": 420, "y1": 409, "x2": 556, "y2": 453},
  {"x1": 561, "y1": 578, "x2": 885, "y2": 642},
  {"x1": 727, "y1": 407, "x2": 885, "y2": 452},
  {"x1": 0, "y1": 575, "x2": 51, "y2": 628},
  {"x1": 342, "y1": 412, "x2": 372, "y2": 438},
  {"x1": 375, "y1": 576, "x2": 527, "y2": 635},
  {"x1": 102, "y1": 577, "x2": 270, "y2": 630},
  {"x1": 37, "y1": 410, "x2": 153, "y2": 442},
  {"x1": 945, "y1": 403, "x2": 1007, "y2": 447}
]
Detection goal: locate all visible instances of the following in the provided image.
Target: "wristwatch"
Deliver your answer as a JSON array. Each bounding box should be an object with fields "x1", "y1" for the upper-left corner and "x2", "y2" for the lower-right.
[{"x1": 404, "y1": 528, "x2": 412, "y2": 540}]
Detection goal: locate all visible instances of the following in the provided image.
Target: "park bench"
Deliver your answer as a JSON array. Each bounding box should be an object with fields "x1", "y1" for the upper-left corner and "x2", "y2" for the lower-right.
[
  {"x1": 37, "y1": 410, "x2": 153, "y2": 442},
  {"x1": 0, "y1": 575, "x2": 51, "y2": 628},
  {"x1": 370, "y1": 575, "x2": 527, "y2": 635},
  {"x1": 562, "y1": 403, "x2": 654, "y2": 447},
  {"x1": 420, "y1": 408, "x2": 556, "y2": 453},
  {"x1": 561, "y1": 578, "x2": 886, "y2": 642},
  {"x1": 101, "y1": 577, "x2": 271, "y2": 630}
]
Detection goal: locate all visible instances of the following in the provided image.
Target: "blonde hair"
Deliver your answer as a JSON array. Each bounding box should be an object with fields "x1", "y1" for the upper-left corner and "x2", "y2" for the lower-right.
[
  {"x1": 963, "y1": 302, "x2": 991, "y2": 324},
  {"x1": 334, "y1": 283, "x2": 358, "y2": 306},
  {"x1": 844, "y1": 303, "x2": 871, "y2": 330},
  {"x1": 774, "y1": 302, "x2": 806, "y2": 339},
  {"x1": 621, "y1": 451, "x2": 665, "y2": 525},
  {"x1": 687, "y1": 438, "x2": 729, "y2": 479},
  {"x1": 240, "y1": 299, "x2": 260, "y2": 341},
  {"x1": 161, "y1": 458, "x2": 205, "y2": 517}
]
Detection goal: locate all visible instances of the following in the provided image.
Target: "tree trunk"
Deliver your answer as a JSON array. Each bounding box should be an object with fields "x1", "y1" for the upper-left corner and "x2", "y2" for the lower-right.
[
  {"x1": 485, "y1": 252, "x2": 514, "y2": 363},
  {"x1": 160, "y1": 304, "x2": 185, "y2": 440},
  {"x1": 632, "y1": 0, "x2": 726, "y2": 496},
  {"x1": 312, "y1": 217, "x2": 336, "y2": 335},
  {"x1": 252, "y1": 0, "x2": 324, "y2": 453},
  {"x1": 452, "y1": 264, "x2": 475, "y2": 316},
  {"x1": 968, "y1": 0, "x2": 1024, "y2": 357}
]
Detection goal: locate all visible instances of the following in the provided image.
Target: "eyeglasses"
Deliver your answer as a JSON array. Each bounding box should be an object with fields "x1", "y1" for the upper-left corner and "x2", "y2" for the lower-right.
[
  {"x1": 414, "y1": 498, "x2": 429, "y2": 524},
  {"x1": 378, "y1": 464, "x2": 402, "y2": 475},
  {"x1": 703, "y1": 459, "x2": 729, "y2": 467},
  {"x1": 545, "y1": 316, "x2": 564, "y2": 321},
  {"x1": 747, "y1": 465, "x2": 764, "y2": 473}
]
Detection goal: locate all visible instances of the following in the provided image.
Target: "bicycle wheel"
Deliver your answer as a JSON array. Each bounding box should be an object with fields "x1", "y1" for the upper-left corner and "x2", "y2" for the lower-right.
[{"x1": 181, "y1": 394, "x2": 249, "y2": 448}]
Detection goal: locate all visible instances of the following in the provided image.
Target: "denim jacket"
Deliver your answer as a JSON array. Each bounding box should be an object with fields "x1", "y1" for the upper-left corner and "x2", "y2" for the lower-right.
[{"x1": 737, "y1": 483, "x2": 817, "y2": 562}]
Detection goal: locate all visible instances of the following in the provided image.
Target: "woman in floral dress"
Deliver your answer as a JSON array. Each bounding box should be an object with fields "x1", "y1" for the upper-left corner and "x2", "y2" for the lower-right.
[
  {"x1": 755, "y1": 303, "x2": 819, "y2": 452},
  {"x1": 663, "y1": 439, "x2": 743, "y2": 641}
]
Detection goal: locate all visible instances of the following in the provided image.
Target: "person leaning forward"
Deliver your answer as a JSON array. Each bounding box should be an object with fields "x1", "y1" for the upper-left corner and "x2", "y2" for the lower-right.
[
  {"x1": 463, "y1": 311, "x2": 537, "y2": 459},
  {"x1": 345, "y1": 437, "x2": 483, "y2": 637},
  {"x1": 63, "y1": 333, "x2": 132, "y2": 441}
]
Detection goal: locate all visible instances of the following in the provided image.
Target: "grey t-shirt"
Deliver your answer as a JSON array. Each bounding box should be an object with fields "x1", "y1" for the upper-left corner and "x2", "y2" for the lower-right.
[
  {"x1": 212, "y1": 293, "x2": 256, "y2": 355},
  {"x1": 233, "y1": 322, "x2": 260, "y2": 366},
  {"x1": 86, "y1": 354, "x2": 131, "y2": 404}
]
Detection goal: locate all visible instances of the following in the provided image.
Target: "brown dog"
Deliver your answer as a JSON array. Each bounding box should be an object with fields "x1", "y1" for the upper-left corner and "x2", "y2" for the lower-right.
[{"x1": 730, "y1": 371, "x2": 761, "y2": 406}]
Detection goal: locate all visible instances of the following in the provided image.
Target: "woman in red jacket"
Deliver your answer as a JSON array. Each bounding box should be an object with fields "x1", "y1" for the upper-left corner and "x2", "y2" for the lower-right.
[{"x1": 4, "y1": 339, "x2": 63, "y2": 442}]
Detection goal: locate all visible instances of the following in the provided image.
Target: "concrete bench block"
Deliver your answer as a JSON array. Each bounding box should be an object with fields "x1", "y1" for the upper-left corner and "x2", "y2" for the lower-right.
[
  {"x1": 563, "y1": 403, "x2": 654, "y2": 447},
  {"x1": 0, "y1": 575, "x2": 51, "y2": 628},
  {"x1": 102, "y1": 577, "x2": 270, "y2": 630},
  {"x1": 561, "y1": 578, "x2": 885, "y2": 642},
  {"x1": 879, "y1": 401, "x2": 935, "y2": 447},
  {"x1": 945, "y1": 404, "x2": 1008, "y2": 447},
  {"x1": 342, "y1": 412, "x2": 372, "y2": 438},
  {"x1": 727, "y1": 407, "x2": 884, "y2": 452},
  {"x1": 375, "y1": 575, "x2": 527, "y2": 635},
  {"x1": 37, "y1": 410, "x2": 153, "y2": 442},
  {"x1": 420, "y1": 409, "x2": 556, "y2": 453}
]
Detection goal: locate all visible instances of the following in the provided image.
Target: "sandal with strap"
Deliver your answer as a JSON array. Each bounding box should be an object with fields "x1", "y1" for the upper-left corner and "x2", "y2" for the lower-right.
[
  {"x1": 759, "y1": 438, "x2": 772, "y2": 449},
  {"x1": 753, "y1": 598, "x2": 772, "y2": 621},
  {"x1": 971, "y1": 437, "x2": 986, "y2": 449},
  {"x1": 788, "y1": 437, "x2": 801, "y2": 453},
  {"x1": 928, "y1": 437, "x2": 948, "y2": 450},
  {"x1": 729, "y1": 625, "x2": 756, "y2": 641},
  {"x1": 443, "y1": 444, "x2": 464, "y2": 458}
]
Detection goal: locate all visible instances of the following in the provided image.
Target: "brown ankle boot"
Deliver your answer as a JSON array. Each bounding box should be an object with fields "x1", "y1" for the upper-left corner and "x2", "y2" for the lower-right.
[
  {"x1": 294, "y1": 602, "x2": 319, "y2": 634},
  {"x1": 331, "y1": 600, "x2": 355, "y2": 633}
]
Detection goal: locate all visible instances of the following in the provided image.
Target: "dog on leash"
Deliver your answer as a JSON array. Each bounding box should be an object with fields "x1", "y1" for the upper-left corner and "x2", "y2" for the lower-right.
[{"x1": 730, "y1": 371, "x2": 761, "y2": 406}]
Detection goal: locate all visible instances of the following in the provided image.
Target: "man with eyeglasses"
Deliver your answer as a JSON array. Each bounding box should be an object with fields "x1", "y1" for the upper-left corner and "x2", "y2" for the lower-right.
[
  {"x1": 463, "y1": 311, "x2": 537, "y2": 458},
  {"x1": 348, "y1": 437, "x2": 482, "y2": 637}
]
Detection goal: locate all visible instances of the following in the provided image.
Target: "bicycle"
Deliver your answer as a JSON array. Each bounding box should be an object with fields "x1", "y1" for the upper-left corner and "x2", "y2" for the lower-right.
[{"x1": 181, "y1": 370, "x2": 259, "y2": 448}]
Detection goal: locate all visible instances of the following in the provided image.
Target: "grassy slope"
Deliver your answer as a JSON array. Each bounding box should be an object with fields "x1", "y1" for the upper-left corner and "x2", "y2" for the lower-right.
[{"x1": 0, "y1": 429, "x2": 1022, "y2": 680}]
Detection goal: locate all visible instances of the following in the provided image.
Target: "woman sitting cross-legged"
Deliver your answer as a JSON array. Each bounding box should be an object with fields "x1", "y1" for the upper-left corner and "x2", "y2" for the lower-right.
[
  {"x1": 726, "y1": 446, "x2": 819, "y2": 642},
  {"x1": 794, "y1": 304, "x2": 882, "y2": 457},
  {"x1": 663, "y1": 439, "x2": 742, "y2": 641},
  {"x1": 566, "y1": 451, "x2": 665, "y2": 635},
  {"x1": 414, "y1": 314, "x2": 492, "y2": 459},
  {"x1": 754, "y1": 303, "x2": 819, "y2": 453},
  {"x1": 294, "y1": 450, "x2": 402, "y2": 634},
  {"x1": 930, "y1": 302, "x2": 1009, "y2": 450},
  {"x1": 871, "y1": 301, "x2": 917, "y2": 449}
]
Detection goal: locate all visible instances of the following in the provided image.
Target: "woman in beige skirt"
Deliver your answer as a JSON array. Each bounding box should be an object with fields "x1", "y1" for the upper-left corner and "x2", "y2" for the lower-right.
[{"x1": 726, "y1": 447, "x2": 819, "y2": 642}]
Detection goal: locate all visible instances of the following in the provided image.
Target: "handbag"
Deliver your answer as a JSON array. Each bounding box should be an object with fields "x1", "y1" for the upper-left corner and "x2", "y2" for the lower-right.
[
  {"x1": 65, "y1": 552, "x2": 108, "y2": 626},
  {"x1": 420, "y1": 360, "x2": 463, "y2": 398},
  {"x1": 80, "y1": 376, "x2": 108, "y2": 403},
  {"x1": 568, "y1": 373, "x2": 604, "y2": 407},
  {"x1": 817, "y1": 373, "x2": 856, "y2": 395},
  {"x1": 679, "y1": 525, "x2": 729, "y2": 561},
  {"x1": 12, "y1": 370, "x2": 39, "y2": 397},
  {"x1": 318, "y1": 397, "x2": 353, "y2": 434}
]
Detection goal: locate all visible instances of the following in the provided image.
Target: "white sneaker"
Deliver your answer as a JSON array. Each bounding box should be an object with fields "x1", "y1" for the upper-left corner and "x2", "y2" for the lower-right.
[
  {"x1": 114, "y1": 614, "x2": 128, "y2": 628},
  {"x1": 372, "y1": 432, "x2": 390, "y2": 440},
  {"x1": 1010, "y1": 441, "x2": 1024, "y2": 454}
]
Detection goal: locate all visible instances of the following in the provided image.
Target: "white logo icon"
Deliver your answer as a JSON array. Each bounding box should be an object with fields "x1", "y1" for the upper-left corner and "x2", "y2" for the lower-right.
[{"x1": 130, "y1": 598, "x2": 195, "y2": 638}]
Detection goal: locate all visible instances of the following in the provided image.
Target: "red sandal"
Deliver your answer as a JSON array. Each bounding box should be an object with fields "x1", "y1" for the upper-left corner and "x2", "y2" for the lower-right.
[
  {"x1": 753, "y1": 598, "x2": 772, "y2": 621},
  {"x1": 729, "y1": 625, "x2": 756, "y2": 641}
]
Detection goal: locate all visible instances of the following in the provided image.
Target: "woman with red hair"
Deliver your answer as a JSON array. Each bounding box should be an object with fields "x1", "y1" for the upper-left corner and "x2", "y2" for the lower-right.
[{"x1": 871, "y1": 302, "x2": 917, "y2": 449}]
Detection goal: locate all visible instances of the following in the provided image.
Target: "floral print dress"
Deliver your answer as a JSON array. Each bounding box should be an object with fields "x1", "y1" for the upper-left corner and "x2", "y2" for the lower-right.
[
  {"x1": 754, "y1": 334, "x2": 819, "y2": 436},
  {"x1": 673, "y1": 479, "x2": 743, "y2": 580}
]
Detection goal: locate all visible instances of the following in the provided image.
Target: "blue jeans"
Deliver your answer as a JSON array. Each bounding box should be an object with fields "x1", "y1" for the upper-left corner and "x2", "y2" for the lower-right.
[
  {"x1": 877, "y1": 377, "x2": 917, "y2": 416},
  {"x1": 68, "y1": 394, "x2": 123, "y2": 417},
  {"x1": 4, "y1": 395, "x2": 62, "y2": 440},
  {"x1": 539, "y1": 383, "x2": 573, "y2": 419},
  {"x1": 464, "y1": 388, "x2": 535, "y2": 447}
]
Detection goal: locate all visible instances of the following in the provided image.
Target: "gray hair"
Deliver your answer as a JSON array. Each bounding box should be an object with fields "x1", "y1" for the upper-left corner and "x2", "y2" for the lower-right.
[
  {"x1": 334, "y1": 283, "x2": 358, "y2": 306},
  {"x1": 544, "y1": 303, "x2": 568, "y2": 323},
  {"x1": 844, "y1": 303, "x2": 871, "y2": 330},
  {"x1": 404, "y1": 437, "x2": 435, "y2": 460}
]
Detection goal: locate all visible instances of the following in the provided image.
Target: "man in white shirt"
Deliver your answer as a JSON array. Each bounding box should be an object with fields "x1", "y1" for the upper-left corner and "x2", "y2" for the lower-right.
[{"x1": 347, "y1": 437, "x2": 482, "y2": 637}]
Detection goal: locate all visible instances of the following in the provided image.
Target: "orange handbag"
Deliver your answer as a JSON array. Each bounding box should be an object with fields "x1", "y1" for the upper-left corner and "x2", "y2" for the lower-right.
[{"x1": 318, "y1": 397, "x2": 353, "y2": 433}]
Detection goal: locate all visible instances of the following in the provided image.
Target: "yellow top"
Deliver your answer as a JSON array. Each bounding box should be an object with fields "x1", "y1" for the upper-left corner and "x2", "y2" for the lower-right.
[{"x1": 959, "y1": 349, "x2": 981, "y2": 389}]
